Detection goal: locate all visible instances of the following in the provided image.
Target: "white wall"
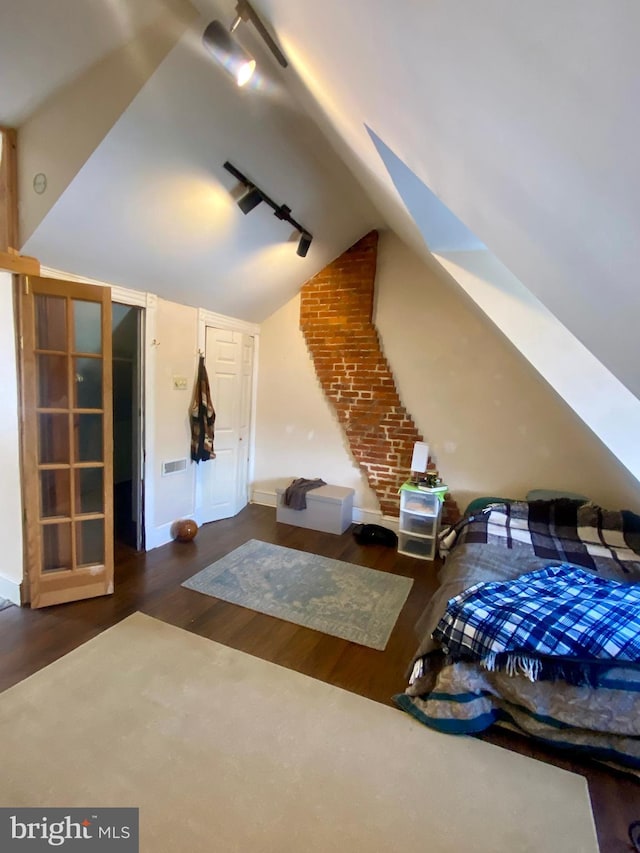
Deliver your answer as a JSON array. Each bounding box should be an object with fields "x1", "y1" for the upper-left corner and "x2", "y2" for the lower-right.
[
  {"x1": 376, "y1": 233, "x2": 640, "y2": 513},
  {"x1": 146, "y1": 297, "x2": 200, "y2": 548},
  {"x1": 432, "y1": 249, "x2": 640, "y2": 487},
  {"x1": 253, "y1": 232, "x2": 640, "y2": 517},
  {"x1": 0, "y1": 273, "x2": 24, "y2": 603},
  {"x1": 253, "y1": 294, "x2": 380, "y2": 518}
]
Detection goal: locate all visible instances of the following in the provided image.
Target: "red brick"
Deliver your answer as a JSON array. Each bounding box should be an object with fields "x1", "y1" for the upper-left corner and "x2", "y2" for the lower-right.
[{"x1": 299, "y1": 230, "x2": 460, "y2": 521}]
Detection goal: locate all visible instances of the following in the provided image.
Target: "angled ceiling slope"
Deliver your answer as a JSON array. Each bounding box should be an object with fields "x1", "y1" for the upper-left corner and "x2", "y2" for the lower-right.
[
  {"x1": 254, "y1": 0, "x2": 640, "y2": 404},
  {"x1": 224, "y1": 0, "x2": 640, "y2": 487},
  {"x1": 12, "y1": 0, "x2": 380, "y2": 322},
  {"x1": 7, "y1": 0, "x2": 640, "y2": 434},
  {"x1": 0, "y1": 0, "x2": 179, "y2": 125},
  {"x1": 368, "y1": 128, "x2": 640, "y2": 487}
]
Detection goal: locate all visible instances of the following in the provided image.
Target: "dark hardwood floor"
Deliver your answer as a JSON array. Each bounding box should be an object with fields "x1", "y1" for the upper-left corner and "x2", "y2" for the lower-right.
[{"x1": 0, "y1": 503, "x2": 637, "y2": 851}]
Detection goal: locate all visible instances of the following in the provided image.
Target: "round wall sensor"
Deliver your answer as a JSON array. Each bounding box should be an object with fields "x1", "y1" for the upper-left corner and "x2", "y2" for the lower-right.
[{"x1": 33, "y1": 173, "x2": 47, "y2": 194}]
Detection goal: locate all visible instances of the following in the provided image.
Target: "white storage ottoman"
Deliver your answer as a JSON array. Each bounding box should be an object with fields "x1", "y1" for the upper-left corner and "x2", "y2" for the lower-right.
[{"x1": 276, "y1": 485, "x2": 355, "y2": 535}]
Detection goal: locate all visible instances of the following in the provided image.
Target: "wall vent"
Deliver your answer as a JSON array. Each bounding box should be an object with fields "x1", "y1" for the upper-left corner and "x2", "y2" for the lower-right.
[{"x1": 161, "y1": 458, "x2": 188, "y2": 477}]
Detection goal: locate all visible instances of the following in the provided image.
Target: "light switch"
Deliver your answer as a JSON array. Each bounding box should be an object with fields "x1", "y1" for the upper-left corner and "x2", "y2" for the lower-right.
[{"x1": 173, "y1": 376, "x2": 188, "y2": 390}]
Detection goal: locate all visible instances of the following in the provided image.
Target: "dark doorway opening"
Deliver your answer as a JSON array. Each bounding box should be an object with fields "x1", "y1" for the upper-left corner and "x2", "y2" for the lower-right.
[{"x1": 112, "y1": 303, "x2": 144, "y2": 551}]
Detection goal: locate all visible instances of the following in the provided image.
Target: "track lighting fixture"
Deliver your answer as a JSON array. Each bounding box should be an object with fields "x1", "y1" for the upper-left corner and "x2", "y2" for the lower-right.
[
  {"x1": 223, "y1": 161, "x2": 312, "y2": 257},
  {"x1": 203, "y1": 0, "x2": 287, "y2": 87},
  {"x1": 202, "y1": 21, "x2": 255, "y2": 87},
  {"x1": 296, "y1": 232, "x2": 312, "y2": 258},
  {"x1": 237, "y1": 186, "x2": 263, "y2": 214}
]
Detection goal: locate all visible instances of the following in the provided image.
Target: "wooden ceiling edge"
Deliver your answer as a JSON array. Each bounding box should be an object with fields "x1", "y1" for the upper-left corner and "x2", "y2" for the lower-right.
[
  {"x1": 0, "y1": 126, "x2": 36, "y2": 276},
  {"x1": 0, "y1": 250, "x2": 40, "y2": 276}
]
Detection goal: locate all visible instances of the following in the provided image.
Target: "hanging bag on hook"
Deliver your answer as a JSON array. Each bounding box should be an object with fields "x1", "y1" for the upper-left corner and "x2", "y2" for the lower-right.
[{"x1": 190, "y1": 355, "x2": 216, "y2": 462}]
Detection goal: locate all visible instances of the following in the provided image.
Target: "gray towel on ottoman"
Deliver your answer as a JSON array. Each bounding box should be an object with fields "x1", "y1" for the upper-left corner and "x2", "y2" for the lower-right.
[{"x1": 284, "y1": 478, "x2": 327, "y2": 510}]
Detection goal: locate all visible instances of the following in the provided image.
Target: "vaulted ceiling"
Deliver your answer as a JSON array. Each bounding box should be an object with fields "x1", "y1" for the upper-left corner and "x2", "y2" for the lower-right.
[{"x1": 2, "y1": 1, "x2": 640, "y2": 470}]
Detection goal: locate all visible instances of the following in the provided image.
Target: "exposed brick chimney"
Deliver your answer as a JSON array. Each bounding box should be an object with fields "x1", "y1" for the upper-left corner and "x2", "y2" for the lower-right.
[{"x1": 300, "y1": 231, "x2": 460, "y2": 524}]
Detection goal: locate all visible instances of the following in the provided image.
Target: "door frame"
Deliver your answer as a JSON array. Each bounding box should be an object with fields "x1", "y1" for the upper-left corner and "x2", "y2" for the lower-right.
[{"x1": 195, "y1": 308, "x2": 259, "y2": 526}]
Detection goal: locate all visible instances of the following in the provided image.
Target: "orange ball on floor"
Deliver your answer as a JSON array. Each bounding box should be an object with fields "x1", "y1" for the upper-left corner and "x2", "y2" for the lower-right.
[{"x1": 171, "y1": 519, "x2": 198, "y2": 542}]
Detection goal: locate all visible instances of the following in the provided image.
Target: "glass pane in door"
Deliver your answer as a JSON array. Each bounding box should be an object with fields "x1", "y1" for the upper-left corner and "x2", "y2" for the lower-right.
[
  {"x1": 37, "y1": 354, "x2": 68, "y2": 407},
  {"x1": 73, "y1": 357, "x2": 102, "y2": 408},
  {"x1": 38, "y1": 414, "x2": 70, "y2": 464},
  {"x1": 75, "y1": 468, "x2": 104, "y2": 514},
  {"x1": 76, "y1": 519, "x2": 105, "y2": 566},
  {"x1": 40, "y1": 470, "x2": 71, "y2": 518},
  {"x1": 35, "y1": 295, "x2": 67, "y2": 351},
  {"x1": 72, "y1": 301, "x2": 102, "y2": 354},
  {"x1": 42, "y1": 523, "x2": 72, "y2": 572},
  {"x1": 73, "y1": 414, "x2": 103, "y2": 462}
]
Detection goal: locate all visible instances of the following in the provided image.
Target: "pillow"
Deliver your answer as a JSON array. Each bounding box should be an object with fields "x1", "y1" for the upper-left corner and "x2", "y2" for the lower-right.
[
  {"x1": 526, "y1": 488, "x2": 588, "y2": 503},
  {"x1": 464, "y1": 496, "x2": 514, "y2": 516}
]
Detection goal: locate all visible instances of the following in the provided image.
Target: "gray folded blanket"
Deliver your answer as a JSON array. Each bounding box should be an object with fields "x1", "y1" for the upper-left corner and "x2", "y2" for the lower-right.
[{"x1": 284, "y1": 478, "x2": 326, "y2": 510}]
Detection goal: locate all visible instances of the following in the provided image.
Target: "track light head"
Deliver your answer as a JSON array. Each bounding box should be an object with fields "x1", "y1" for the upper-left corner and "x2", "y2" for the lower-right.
[
  {"x1": 237, "y1": 186, "x2": 263, "y2": 214},
  {"x1": 202, "y1": 20, "x2": 256, "y2": 87},
  {"x1": 296, "y1": 232, "x2": 313, "y2": 258},
  {"x1": 203, "y1": 1, "x2": 287, "y2": 86}
]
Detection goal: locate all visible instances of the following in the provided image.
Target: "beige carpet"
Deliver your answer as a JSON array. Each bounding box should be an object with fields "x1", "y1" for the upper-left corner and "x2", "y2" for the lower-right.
[{"x1": 0, "y1": 613, "x2": 598, "y2": 852}]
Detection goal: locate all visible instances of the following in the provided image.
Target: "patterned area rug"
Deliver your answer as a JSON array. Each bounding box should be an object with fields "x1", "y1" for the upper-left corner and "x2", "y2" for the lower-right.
[{"x1": 182, "y1": 539, "x2": 413, "y2": 650}]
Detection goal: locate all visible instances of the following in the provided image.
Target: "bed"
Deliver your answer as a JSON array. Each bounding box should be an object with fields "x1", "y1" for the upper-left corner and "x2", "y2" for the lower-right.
[{"x1": 395, "y1": 498, "x2": 640, "y2": 772}]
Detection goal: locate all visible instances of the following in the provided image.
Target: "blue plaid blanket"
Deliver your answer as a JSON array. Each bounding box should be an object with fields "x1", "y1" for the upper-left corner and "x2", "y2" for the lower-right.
[{"x1": 432, "y1": 564, "x2": 640, "y2": 683}]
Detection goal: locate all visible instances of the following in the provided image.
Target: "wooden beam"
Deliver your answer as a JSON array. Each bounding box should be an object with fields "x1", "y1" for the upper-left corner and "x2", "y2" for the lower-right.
[
  {"x1": 0, "y1": 126, "x2": 42, "y2": 276},
  {"x1": 0, "y1": 249, "x2": 40, "y2": 276},
  {"x1": 0, "y1": 127, "x2": 18, "y2": 252}
]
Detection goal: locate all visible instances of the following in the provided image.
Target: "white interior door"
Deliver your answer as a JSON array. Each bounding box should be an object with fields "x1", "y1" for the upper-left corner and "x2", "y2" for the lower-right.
[{"x1": 196, "y1": 327, "x2": 254, "y2": 524}]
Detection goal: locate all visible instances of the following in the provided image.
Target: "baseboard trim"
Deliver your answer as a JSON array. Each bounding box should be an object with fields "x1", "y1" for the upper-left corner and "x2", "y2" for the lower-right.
[
  {"x1": 145, "y1": 523, "x2": 175, "y2": 551},
  {"x1": 250, "y1": 489, "x2": 278, "y2": 508},
  {"x1": 0, "y1": 574, "x2": 22, "y2": 606},
  {"x1": 352, "y1": 507, "x2": 400, "y2": 533},
  {"x1": 250, "y1": 489, "x2": 399, "y2": 534}
]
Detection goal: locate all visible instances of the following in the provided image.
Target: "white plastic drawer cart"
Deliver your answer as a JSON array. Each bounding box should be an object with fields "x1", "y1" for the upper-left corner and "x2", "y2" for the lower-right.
[{"x1": 398, "y1": 483, "x2": 446, "y2": 560}]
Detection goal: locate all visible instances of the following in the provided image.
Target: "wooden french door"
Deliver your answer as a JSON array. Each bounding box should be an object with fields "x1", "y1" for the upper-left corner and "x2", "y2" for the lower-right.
[{"x1": 19, "y1": 275, "x2": 113, "y2": 608}]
